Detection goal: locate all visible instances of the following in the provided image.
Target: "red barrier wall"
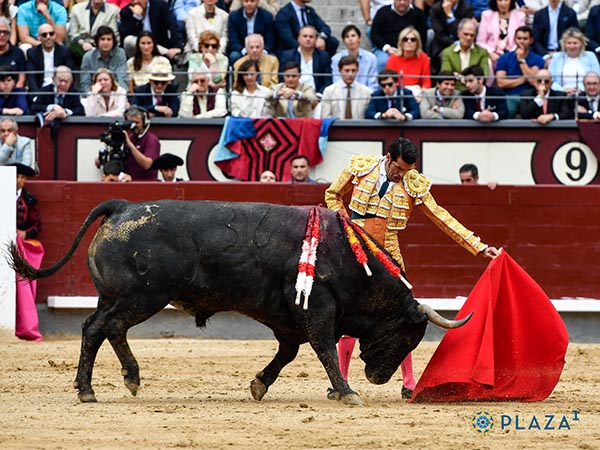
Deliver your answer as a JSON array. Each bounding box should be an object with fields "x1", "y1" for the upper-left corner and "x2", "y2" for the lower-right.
[{"x1": 25, "y1": 181, "x2": 600, "y2": 302}]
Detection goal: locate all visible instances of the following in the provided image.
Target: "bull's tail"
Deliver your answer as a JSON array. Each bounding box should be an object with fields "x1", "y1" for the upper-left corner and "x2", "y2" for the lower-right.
[{"x1": 7, "y1": 199, "x2": 131, "y2": 280}]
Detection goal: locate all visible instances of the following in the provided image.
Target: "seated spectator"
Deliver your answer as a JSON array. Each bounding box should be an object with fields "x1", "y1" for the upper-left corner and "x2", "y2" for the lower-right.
[
  {"x1": 441, "y1": 18, "x2": 489, "y2": 91},
  {"x1": 26, "y1": 23, "x2": 74, "y2": 100},
  {"x1": 171, "y1": 0, "x2": 200, "y2": 55},
  {"x1": 0, "y1": 67, "x2": 28, "y2": 115},
  {"x1": 519, "y1": 68, "x2": 574, "y2": 124},
  {"x1": 269, "y1": 60, "x2": 317, "y2": 118},
  {"x1": 31, "y1": 66, "x2": 84, "y2": 127},
  {"x1": 259, "y1": 169, "x2": 277, "y2": 181},
  {"x1": 577, "y1": 71, "x2": 600, "y2": 119},
  {"x1": 0, "y1": 17, "x2": 26, "y2": 88},
  {"x1": 230, "y1": 0, "x2": 279, "y2": 16},
  {"x1": 370, "y1": 0, "x2": 428, "y2": 72},
  {"x1": 532, "y1": 0, "x2": 578, "y2": 63},
  {"x1": 151, "y1": 153, "x2": 184, "y2": 182},
  {"x1": 496, "y1": 25, "x2": 544, "y2": 118},
  {"x1": 585, "y1": 4, "x2": 600, "y2": 57},
  {"x1": 231, "y1": 59, "x2": 274, "y2": 117},
  {"x1": 80, "y1": 26, "x2": 128, "y2": 95},
  {"x1": 477, "y1": 0, "x2": 526, "y2": 72},
  {"x1": 127, "y1": 31, "x2": 173, "y2": 92},
  {"x1": 280, "y1": 25, "x2": 332, "y2": 96},
  {"x1": 430, "y1": 0, "x2": 474, "y2": 74},
  {"x1": 179, "y1": 67, "x2": 228, "y2": 118},
  {"x1": 275, "y1": 0, "x2": 339, "y2": 57},
  {"x1": 321, "y1": 55, "x2": 371, "y2": 119},
  {"x1": 0, "y1": 0, "x2": 18, "y2": 46},
  {"x1": 101, "y1": 159, "x2": 131, "y2": 182},
  {"x1": 120, "y1": 0, "x2": 183, "y2": 61},
  {"x1": 365, "y1": 68, "x2": 420, "y2": 121},
  {"x1": 188, "y1": 30, "x2": 229, "y2": 89},
  {"x1": 331, "y1": 24, "x2": 378, "y2": 93},
  {"x1": 130, "y1": 61, "x2": 179, "y2": 117},
  {"x1": 461, "y1": 65, "x2": 509, "y2": 121},
  {"x1": 185, "y1": 0, "x2": 229, "y2": 55},
  {"x1": 232, "y1": 33, "x2": 279, "y2": 88},
  {"x1": 0, "y1": 117, "x2": 32, "y2": 167},
  {"x1": 68, "y1": 0, "x2": 121, "y2": 61},
  {"x1": 84, "y1": 67, "x2": 128, "y2": 117},
  {"x1": 17, "y1": 0, "x2": 68, "y2": 53},
  {"x1": 228, "y1": 0, "x2": 275, "y2": 64},
  {"x1": 385, "y1": 26, "x2": 430, "y2": 101},
  {"x1": 548, "y1": 27, "x2": 600, "y2": 95},
  {"x1": 419, "y1": 70, "x2": 465, "y2": 119}
]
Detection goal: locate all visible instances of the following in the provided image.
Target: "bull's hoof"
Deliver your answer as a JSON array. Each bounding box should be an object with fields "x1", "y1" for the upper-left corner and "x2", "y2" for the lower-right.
[
  {"x1": 124, "y1": 378, "x2": 139, "y2": 396},
  {"x1": 78, "y1": 391, "x2": 98, "y2": 403},
  {"x1": 250, "y1": 378, "x2": 267, "y2": 401},
  {"x1": 340, "y1": 393, "x2": 365, "y2": 406}
]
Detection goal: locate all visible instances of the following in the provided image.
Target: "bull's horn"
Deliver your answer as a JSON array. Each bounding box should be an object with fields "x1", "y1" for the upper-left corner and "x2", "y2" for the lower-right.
[{"x1": 417, "y1": 304, "x2": 473, "y2": 329}]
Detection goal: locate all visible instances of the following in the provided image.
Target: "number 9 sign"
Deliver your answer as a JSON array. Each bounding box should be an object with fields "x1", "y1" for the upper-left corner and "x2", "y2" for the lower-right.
[{"x1": 551, "y1": 142, "x2": 599, "y2": 185}]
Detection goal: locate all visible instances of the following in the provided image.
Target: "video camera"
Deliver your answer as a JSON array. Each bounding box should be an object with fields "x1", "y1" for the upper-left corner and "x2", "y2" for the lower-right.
[{"x1": 98, "y1": 120, "x2": 136, "y2": 165}]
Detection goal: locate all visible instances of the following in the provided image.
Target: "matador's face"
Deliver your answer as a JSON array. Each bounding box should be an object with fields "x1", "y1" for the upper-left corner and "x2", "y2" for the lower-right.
[{"x1": 385, "y1": 154, "x2": 415, "y2": 183}]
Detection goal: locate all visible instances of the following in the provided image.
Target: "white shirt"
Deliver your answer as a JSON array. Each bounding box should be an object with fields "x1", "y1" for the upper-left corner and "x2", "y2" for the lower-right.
[{"x1": 43, "y1": 49, "x2": 55, "y2": 87}]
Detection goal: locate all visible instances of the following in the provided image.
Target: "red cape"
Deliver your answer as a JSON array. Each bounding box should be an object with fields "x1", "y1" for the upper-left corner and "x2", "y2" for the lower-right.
[{"x1": 411, "y1": 251, "x2": 568, "y2": 402}]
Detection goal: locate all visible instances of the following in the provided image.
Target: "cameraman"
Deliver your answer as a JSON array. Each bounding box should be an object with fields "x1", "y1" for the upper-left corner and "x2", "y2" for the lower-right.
[{"x1": 122, "y1": 105, "x2": 160, "y2": 181}]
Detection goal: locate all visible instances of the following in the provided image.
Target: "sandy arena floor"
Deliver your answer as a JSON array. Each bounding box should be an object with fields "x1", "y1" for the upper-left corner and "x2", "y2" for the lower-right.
[{"x1": 0, "y1": 331, "x2": 598, "y2": 449}]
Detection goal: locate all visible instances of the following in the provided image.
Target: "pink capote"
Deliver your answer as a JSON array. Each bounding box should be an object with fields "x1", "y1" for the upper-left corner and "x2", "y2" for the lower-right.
[
  {"x1": 15, "y1": 234, "x2": 44, "y2": 342},
  {"x1": 410, "y1": 251, "x2": 569, "y2": 402}
]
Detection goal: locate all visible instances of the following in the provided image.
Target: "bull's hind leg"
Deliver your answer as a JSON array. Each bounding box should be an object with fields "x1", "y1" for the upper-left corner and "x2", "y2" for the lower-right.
[{"x1": 250, "y1": 333, "x2": 299, "y2": 401}]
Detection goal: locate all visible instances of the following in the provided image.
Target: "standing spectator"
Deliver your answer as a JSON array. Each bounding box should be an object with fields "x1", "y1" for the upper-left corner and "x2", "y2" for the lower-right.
[
  {"x1": 519, "y1": 68, "x2": 574, "y2": 123},
  {"x1": 585, "y1": 4, "x2": 600, "y2": 57},
  {"x1": 385, "y1": 26, "x2": 431, "y2": 101},
  {"x1": 80, "y1": 26, "x2": 128, "y2": 95},
  {"x1": 185, "y1": 0, "x2": 229, "y2": 56},
  {"x1": 0, "y1": 67, "x2": 28, "y2": 115},
  {"x1": 441, "y1": 18, "x2": 489, "y2": 91},
  {"x1": 31, "y1": 66, "x2": 84, "y2": 127},
  {"x1": 232, "y1": 33, "x2": 279, "y2": 88},
  {"x1": 127, "y1": 31, "x2": 172, "y2": 92},
  {"x1": 275, "y1": 0, "x2": 339, "y2": 57},
  {"x1": 151, "y1": 153, "x2": 184, "y2": 182},
  {"x1": 477, "y1": 0, "x2": 526, "y2": 72},
  {"x1": 188, "y1": 31, "x2": 229, "y2": 89},
  {"x1": 290, "y1": 155, "x2": 313, "y2": 182},
  {"x1": 331, "y1": 24, "x2": 378, "y2": 93},
  {"x1": 359, "y1": 0, "x2": 392, "y2": 37},
  {"x1": 259, "y1": 169, "x2": 277, "y2": 181},
  {"x1": 365, "y1": 68, "x2": 420, "y2": 120},
  {"x1": 576, "y1": 71, "x2": 600, "y2": 119},
  {"x1": 532, "y1": 0, "x2": 578, "y2": 63},
  {"x1": 16, "y1": 0, "x2": 67, "y2": 53},
  {"x1": 496, "y1": 25, "x2": 544, "y2": 117},
  {"x1": 269, "y1": 60, "x2": 316, "y2": 118},
  {"x1": 68, "y1": 0, "x2": 121, "y2": 61},
  {"x1": 121, "y1": 105, "x2": 160, "y2": 181},
  {"x1": 26, "y1": 24, "x2": 74, "y2": 100},
  {"x1": 461, "y1": 65, "x2": 509, "y2": 121},
  {"x1": 430, "y1": 0, "x2": 473, "y2": 74},
  {"x1": 130, "y1": 60, "x2": 180, "y2": 118},
  {"x1": 0, "y1": 18, "x2": 26, "y2": 88},
  {"x1": 0, "y1": 117, "x2": 32, "y2": 166},
  {"x1": 230, "y1": 0, "x2": 279, "y2": 16},
  {"x1": 231, "y1": 59, "x2": 274, "y2": 117},
  {"x1": 100, "y1": 159, "x2": 131, "y2": 182},
  {"x1": 321, "y1": 55, "x2": 371, "y2": 119},
  {"x1": 84, "y1": 67, "x2": 128, "y2": 117},
  {"x1": 179, "y1": 67, "x2": 228, "y2": 118},
  {"x1": 370, "y1": 0, "x2": 428, "y2": 72},
  {"x1": 419, "y1": 70, "x2": 465, "y2": 118},
  {"x1": 228, "y1": 0, "x2": 275, "y2": 64},
  {"x1": 0, "y1": 0, "x2": 18, "y2": 46},
  {"x1": 459, "y1": 162, "x2": 497, "y2": 188}
]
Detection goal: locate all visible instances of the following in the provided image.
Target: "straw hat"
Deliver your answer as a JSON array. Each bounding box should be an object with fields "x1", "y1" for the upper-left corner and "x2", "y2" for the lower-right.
[{"x1": 148, "y1": 60, "x2": 175, "y2": 82}]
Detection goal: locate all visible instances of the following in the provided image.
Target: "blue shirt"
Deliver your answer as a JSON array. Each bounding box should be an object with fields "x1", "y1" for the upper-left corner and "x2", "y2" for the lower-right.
[
  {"x1": 331, "y1": 48, "x2": 379, "y2": 93},
  {"x1": 16, "y1": 0, "x2": 67, "y2": 37},
  {"x1": 496, "y1": 50, "x2": 545, "y2": 95}
]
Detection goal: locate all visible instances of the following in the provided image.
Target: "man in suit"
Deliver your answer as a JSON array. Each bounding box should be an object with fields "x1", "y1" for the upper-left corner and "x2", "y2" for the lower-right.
[
  {"x1": 461, "y1": 65, "x2": 508, "y2": 121},
  {"x1": 185, "y1": 0, "x2": 229, "y2": 55},
  {"x1": 585, "y1": 4, "x2": 600, "y2": 59},
  {"x1": 441, "y1": 18, "x2": 489, "y2": 91},
  {"x1": 130, "y1": 61, "x2": 180, "y2": 117},
  {"x1": 228, "y1": 0, "x2": 275, "y2": 64},
  {"x1": 280, "y1": 25, "x2": 332, "y2": 95},
  {"x1": 532, "y1": 0, "x2": 578, "y2": 63},
  {"x1": 0, "y1": 118, "x2": 33, "y2": 168},
  {"x1": 269, "y1": 60, "x2": 317, "y2": 118},
  {"x1": 275, "y1": 0, "x2": 338, "y2": 57},
  {"x1": 26, "y1": 24, "x2": 74, "y2": 103},
  {"x1": 577, "y1": 71, "x2": 600, "y2": 119},
  {"x1": 419, "y1": 70, "x2": 465, "y2": 119},
  {"x1": 430, "y1": 0, "x2": 474, "y2": 74},
  {"x1": 17, "y1": 0, "x2": 68, "y2": 53},
  {"x1": 233, "y1": 34, "x2": 279, "y2": 88},
  {"x1": 520, "y1": 69, "x2": 574, "y2": 124},
  {"x1": 365, "y1": 68, "x2": 420, "y2": 121},
  {"x1": 321, "y1": 55, "x2": 371, "y2": 119},
  {"x1": 68, "y1": 0, "x2": 121, "y2": 58},
  {"x1": 31, "y1": 66, "x2": 84, "y2": 128}
]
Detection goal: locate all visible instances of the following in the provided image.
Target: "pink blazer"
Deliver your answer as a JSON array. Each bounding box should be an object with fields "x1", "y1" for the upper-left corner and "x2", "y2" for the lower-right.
[{"x1": 477, "y1": 9, "x2": 526, "y2": 54}]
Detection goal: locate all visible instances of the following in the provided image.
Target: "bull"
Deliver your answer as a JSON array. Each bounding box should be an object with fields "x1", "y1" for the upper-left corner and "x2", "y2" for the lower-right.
[{"x1": 8, "y1": 199, "x2": 470, "y2": 405}]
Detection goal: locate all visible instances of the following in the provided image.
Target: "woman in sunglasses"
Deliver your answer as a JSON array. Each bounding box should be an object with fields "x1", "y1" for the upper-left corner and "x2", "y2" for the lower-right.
[
  {"x1": 127, "y1": 31, "x2": 172, "y2": 93},
  {"x1": 188, "y1": 30, "x2": 228, "y2": 89},
  {"x1": 84, "y1": 68, "x2": 128, "y2": 117},
  {"x1": 384, "y1": 27, "x2": 430, "y2": 102}
]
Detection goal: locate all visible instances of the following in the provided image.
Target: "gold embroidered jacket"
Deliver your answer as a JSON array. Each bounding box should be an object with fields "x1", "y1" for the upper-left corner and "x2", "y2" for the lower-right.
[{"x1": 325, "y1": 154, "x2": 488, "y2": 270}]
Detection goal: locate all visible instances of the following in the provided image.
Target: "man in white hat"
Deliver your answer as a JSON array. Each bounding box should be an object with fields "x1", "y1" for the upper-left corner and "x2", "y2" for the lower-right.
[{"x1": 130, "y1": 60, "x2": 180, "y2": 117}]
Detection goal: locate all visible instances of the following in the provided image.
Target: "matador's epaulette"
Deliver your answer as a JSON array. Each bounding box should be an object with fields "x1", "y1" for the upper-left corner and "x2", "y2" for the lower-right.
[
  {"x1": 349, "y1": 154, "x2": 379, "y2": 177},
  {"x1": 403, "y1": 169, "x2": 431, "y2": 198}
]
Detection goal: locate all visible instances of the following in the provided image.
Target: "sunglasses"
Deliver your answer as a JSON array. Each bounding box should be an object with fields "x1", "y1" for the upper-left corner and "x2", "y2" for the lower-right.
[
  {"x1": 380, "y1": 81, "x2": 395, "y2": 88},
  {"x1": 536, "y1": 79, "x2": 551, "y2": 84},
  {"x1": 152, "y1": 80, "x2": 168, "y2": 85},
  {"x1": 203, "y1": 43, "x2": 218, "y2": 49},
  {"x1": 402, "y1": 37, "x2": 417, "y2": 42},
  {"x1": 194, "y1": 79, "x2": 208, "y2": 83},
  {"x1": 40, "y1": 31, "x2": 55, "y2": 38},
  {"x1": 0, "y1": 30, "x2": 9, "y2": 36}
]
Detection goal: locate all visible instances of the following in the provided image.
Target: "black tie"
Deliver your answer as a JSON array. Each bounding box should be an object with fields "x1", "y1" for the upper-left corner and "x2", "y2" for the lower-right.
[
  {"x1": 378, "y1": 179, "x2": 390, "y2": 197},
  {"x1": 301, "y1": 7, "x2": 309, "y2": 26},
  {"x1": 57, "y1": 94, "x2": 64, "y2": 106},
  {"x1": 590, "y1": 98, "x2": 596, "y2": 112}
]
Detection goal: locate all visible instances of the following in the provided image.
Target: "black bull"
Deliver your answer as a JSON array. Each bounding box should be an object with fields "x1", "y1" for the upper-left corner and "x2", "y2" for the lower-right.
[{"x1": 8, "y1": 199, "x2": 470, "y2": 405}]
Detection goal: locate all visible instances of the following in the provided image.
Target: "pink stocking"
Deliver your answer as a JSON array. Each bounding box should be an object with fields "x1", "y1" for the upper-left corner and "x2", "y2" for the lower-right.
[
  {"x1": 400, "y1": 352, "x2": 416, "y2": 389},
  {"x1": 337, "y1": 336, "x2": 357, "y2": 380}
]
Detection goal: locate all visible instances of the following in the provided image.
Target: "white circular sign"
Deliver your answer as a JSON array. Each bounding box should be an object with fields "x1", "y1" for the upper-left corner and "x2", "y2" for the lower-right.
[{"x1": 551, "y1": 142, "x2": 599, "y2": 185}]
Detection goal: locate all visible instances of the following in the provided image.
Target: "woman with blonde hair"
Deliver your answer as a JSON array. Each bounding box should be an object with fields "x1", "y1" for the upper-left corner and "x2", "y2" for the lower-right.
[
  {"x1": 384, "y1": 27, "x2": 430, "y2": 101},
  {"x1": 188, "y1": 30, "x2": 229, "y2": 89},
  {"x1": 548, "y1": 27, "x2": 600, "y2": 95},
  {"x1": 84, "y1": 68, "x2": 128, "y2": 117}
]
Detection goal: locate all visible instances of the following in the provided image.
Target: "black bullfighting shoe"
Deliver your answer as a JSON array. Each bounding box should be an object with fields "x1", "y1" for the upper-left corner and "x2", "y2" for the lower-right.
[
  {"x1": 326, "y1": 387, "x2": 336, "y2": 400},
  {"x1": 401, "y1": 385, "x2": 413, "y2": 399}
]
